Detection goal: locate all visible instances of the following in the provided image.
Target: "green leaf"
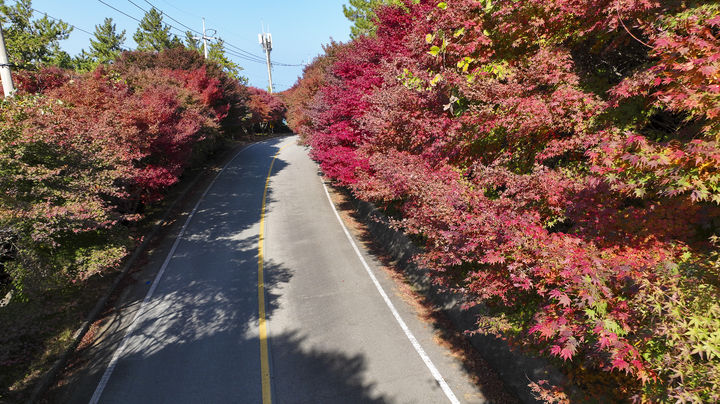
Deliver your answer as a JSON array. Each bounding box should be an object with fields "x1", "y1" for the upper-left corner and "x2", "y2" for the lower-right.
[
  {"x1": 437, "y1": 2, "x2": 447, "y2": 10},
  {"x1": 429, "y1": 46, "x2": 441, "y2": 56},
  {"x1": 430, "y1": 74, "x2": 443, "y2": 86}
]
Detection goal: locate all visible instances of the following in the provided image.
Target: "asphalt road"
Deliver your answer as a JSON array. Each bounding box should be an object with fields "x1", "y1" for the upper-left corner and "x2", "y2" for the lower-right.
[{"x1": 74, "y1": 136, "x2": 492, "y2": 403}]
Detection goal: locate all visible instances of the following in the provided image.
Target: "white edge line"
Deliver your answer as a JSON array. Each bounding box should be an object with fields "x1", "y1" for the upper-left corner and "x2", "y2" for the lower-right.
[
  {"x1": 89, "y1": 142, "x2": 261, "y2": 404},
  {"x1": 319, "y1": 178, "x2": 461, "y2": 404}
]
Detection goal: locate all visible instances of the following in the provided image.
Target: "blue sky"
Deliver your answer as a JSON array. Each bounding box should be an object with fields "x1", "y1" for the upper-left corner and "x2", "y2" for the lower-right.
[{"x1": 28, "y1": 0, "x2": 352, "y2": 91}]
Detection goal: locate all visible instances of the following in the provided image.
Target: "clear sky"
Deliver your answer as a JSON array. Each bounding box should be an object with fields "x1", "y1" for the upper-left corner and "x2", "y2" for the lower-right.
[{"x1": 27, "y1": 0, "x2": 352, "y2": 91}]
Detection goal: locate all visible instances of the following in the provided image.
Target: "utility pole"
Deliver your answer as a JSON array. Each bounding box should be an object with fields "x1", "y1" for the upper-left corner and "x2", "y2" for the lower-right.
[
  {"x1": 0, "y1": 21, "x2": 15, "y2": 98},
  {"x1": 194, "y1": 18, "x2": 217, "y2": 59},
  {"x1": 258, "y1": 31, "x2": 273, "y2": 93},
  {"x1": 202, "y1": 18, "x2": 208, "y2": 59}
]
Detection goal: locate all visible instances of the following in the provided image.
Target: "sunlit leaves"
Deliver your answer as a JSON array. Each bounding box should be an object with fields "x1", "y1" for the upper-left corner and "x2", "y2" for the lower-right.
[
  {"x1": 1, "y1": 47, "x2": 255, "y2": 293},
  {"x1": 288, "y1": 0, "x2": 720, "y2": 401}
]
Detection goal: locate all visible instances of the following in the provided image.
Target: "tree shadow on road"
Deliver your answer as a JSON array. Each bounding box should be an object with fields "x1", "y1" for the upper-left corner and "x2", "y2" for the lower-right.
[
  {"x1": 75, "y1": 255, "x2": 387, "y2": 403},
  {"x1": 50, "y1": 138, "x2": 390, "y2": 403}
]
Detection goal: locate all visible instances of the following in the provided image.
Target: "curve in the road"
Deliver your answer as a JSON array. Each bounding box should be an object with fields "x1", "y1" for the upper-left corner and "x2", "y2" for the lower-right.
[{"x1": 81, "y1": 137, "x2": 491, "y2": 404}]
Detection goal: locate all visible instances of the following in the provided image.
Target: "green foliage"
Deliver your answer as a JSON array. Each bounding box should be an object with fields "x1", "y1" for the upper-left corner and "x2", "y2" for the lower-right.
[
  {"x1": 0, "y1": 94, "x2": 129, "y2": 292},
  {"x1": 133, "y1": 7, "x2": 180, "y2": 52},
  {"x1": 342, "y1": 0, "x2": 400, "y2": 38},
  {"x1": 0, "y1": 0, "x2": 72, "y2": 68},
  {"x1": 184, "y1": 31, "x2": 245, "y2": 82},
  {"x1": 634, "y1": 262, "x2": 720, "y2": 402},
  {"x1": 184, "y1": 30, "x2": 201, "y2": 52},
  {"x1": 72, "y1": 50, "x2": 95, "y2": 73},
  {"x1": 89, "y1": 17, "x2": 125, "y2": 65},
  {"x1": 207, "y1": 40, "x2": 245, "y2": 83}
]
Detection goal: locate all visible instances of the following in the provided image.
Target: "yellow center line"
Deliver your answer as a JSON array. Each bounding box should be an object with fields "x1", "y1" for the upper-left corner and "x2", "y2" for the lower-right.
[{"x1": 258, "y1": 141, "x2": 292, "y2": 404}]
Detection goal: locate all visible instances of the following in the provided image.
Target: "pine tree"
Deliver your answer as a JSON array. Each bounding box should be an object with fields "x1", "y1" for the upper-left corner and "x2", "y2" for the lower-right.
[
  {"x1": 89, "y1": 17, "x2": 125, "y2": 64},
  {"x1": 0, "y1": 0, "x2": 72, "y2": 67},
  {"x1": 184, "y1": 30, "x2": 201, "y2": 52},
  {"x1": 133, "y1": 8, "x2": 179, "y2": 52},
  {"x1": 207, "y1": 39, "x2": 245, "y2": 83},
  {"x1": 342, "y1": 0, "x2": 400, "y2": 38},
  {"x1": 184, "y1": 31, "x2": 246, "y2": 83}
]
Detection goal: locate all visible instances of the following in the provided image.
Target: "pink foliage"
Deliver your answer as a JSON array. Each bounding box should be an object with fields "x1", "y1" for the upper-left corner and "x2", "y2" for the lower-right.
[{"x1": 288, "y1": 0, "x2": 720, "y2": 399}]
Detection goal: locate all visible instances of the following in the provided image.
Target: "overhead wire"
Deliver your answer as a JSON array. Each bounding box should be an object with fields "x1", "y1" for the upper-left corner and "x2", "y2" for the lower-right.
[
  {"x1": 224, "y1": 44, "x2": 269, "y2": 64},
  {"x1": 141, "y1": 0, "x2": 201, "y2": 36},
  {"x1": 124, "y1": 0, "x2": 267, "y2": 65},
  {"x1": 123, "y1": 0, "x2": 303, "y2": 67},
  {"x1": 64, "y1": 0, "x2": 304, "y2": 69},
  {"x1": 13, "y1": 0, "x2": 304, "y2": 73},
  {"x1": 97, "y1": 0, "x2": 143, "y2": 24},
  {"x1": 26, "y1": 6, "x2": 94, "y2": 36},
  {"x1": 224, "y1": 42, "x2": 305, "y2": 67},
  {"x1": 125, "y1": 0, "x2": 187, "y2": 37},
  {"x1": 224, "y1": 42, "x2": 266, "y2": 59},
  {"x1": 224, "y1": 49, "x2": 267, "y2": 65},
  {"x1": 155, "y1": 0, "x2": 201, "y2": 20},
  {"x1": 223, "y1": 47, "x2": 305, "y2": 67}
]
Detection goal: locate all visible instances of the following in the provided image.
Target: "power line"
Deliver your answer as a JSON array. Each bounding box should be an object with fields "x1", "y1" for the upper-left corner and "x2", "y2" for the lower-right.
[
  {"x1": 155, "y1": 0, "x2": 201, "y2": 20},
  {"x1": 224, "y1": 43, "x2": 268, "y2": 64},
  {"x1": 125, "y1": 0, "x2": 149, "y2": 15},
  {"x1": 223, "y1": 47, "x2": 302, "y2": 67},
  {"x1": 142, "y1": 0, "x2": 201, "y2": 36},
  {"x1": 125, "y1": 0, "x2": 186, "y2": 37},
  {"x1": 223, "y1": 41, "x2": 303, "y2": 67},
  {"x1": 224, "y1": 48, "x2": 267, "y2": 65},
  {"x1": 123, "y1": 0, "x2": 284, "y2": 65},
  {"x1": 94, "y1": 0, "x2": 306, "y2": 69},
  {"x1": 224, "y1": 48, "x2": 304, "y2": 68},
  {"x1": 28, "y1": 6, "x2": 94, "y2": 36},
  {"x1": 274, "y1": 61, "x2": 306, "y2": 67},
  {"x1": 97, "y1": 0, "x2": 143, "y2": 24},
  {"x1": 129, "y1": 0, "x2": 305, "y2": 68}
]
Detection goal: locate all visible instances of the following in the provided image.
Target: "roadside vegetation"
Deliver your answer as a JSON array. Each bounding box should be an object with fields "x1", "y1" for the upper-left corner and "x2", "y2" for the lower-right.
[
  {"x1": 286, "y1": 0, "x2": 720, "y2": 401},
  {"x1": 0, "y1": 1, "x2": 286, "y2": 400}
]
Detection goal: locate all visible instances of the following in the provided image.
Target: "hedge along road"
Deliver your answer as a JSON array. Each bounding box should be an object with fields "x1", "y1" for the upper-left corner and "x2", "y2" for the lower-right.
[{"x1": 78, "y1": 136, "x2": 491, "y2": 404}]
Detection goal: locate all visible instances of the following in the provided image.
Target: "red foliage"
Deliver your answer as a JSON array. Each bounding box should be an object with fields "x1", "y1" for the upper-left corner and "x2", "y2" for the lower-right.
[
  {"x1": 7, "y1": 66, "x2": 71, "y2": 95},
  {"x1": 301, "y1": 2, "x2": 435, "y2": 185},
  {"x1": 113, "y1": 48, "x2": 251, "y2": 130},
  {"x1": 288, "y1": 0, "x2": 720, "y2": 399},
  {"x1": 283, "y1": 41, "x2": 347, "y2": 139},
  {"x1": 0, "y1": 48, "x2": 261, "y2": 289},
  {"x1": 44, "y1": 66, "x2": 215, "y2": 204},
  {"x1": 247, "y1": 87, "x2": 287, "y2": 132},
  {"x1": 171, "y1": 67, "x2": 229, "y2": 120}
]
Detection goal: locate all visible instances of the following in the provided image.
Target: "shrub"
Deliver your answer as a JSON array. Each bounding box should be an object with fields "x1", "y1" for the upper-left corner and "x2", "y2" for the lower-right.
[
  {"x1": 287, "y1": 0, "x2": 720, "y2": 400},
  {"x1": 247, "y1": 87, "x2": 287, "y2": 133},
  {"x1": 0, "y1": 47, "x2": 262, "y2": 294}
]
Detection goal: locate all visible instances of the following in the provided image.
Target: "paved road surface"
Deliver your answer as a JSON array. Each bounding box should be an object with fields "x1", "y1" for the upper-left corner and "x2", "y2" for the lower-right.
[{"x1": 72, "y1": 137, "x2": 492, "y2": 403}]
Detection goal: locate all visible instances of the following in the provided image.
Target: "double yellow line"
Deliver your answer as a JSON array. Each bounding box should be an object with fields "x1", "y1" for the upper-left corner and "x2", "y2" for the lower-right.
[{"x1": 258, "y1": 142, "x2": 291, "y2": 404}]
